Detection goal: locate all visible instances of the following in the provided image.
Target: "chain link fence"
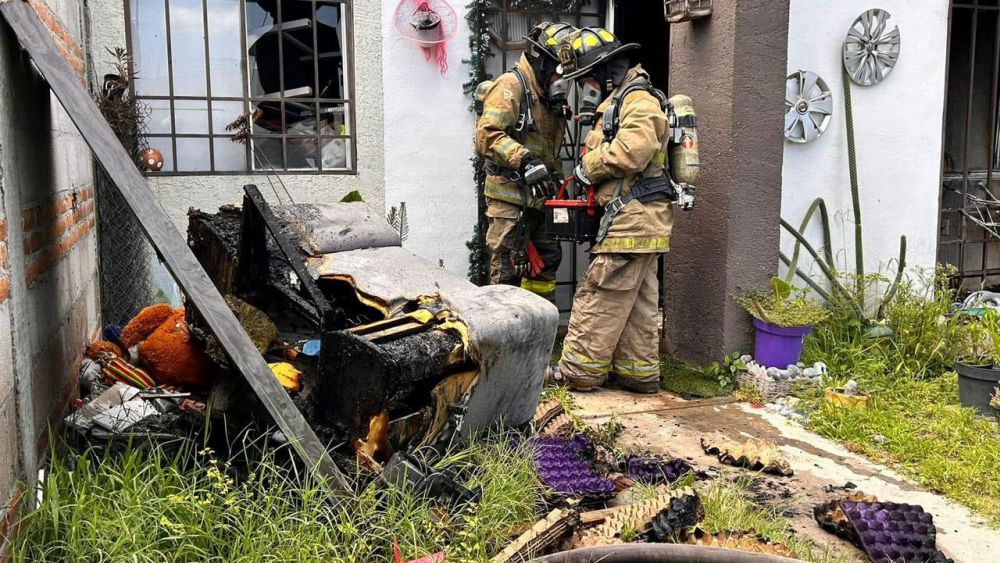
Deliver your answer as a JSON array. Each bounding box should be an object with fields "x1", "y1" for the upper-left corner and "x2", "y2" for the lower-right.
[{"x1": 95, "y1": 167, "x2": 158, "y2": 326}]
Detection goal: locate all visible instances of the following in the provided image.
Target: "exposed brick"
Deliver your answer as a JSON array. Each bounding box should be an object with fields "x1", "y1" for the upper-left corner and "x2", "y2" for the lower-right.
[
  {"x1": 0, "y1": 277, "x2": 8, "y2": 305},
  {"x1": 24, "y1": 216, "x2": 94, "y2": 286},
  {"x1": 0, "y1": 244, "x2": 8, "y2": 270},
  {"x1": 0, "y1": 489, "x2": 24, "y2": 556},
  {"x1": 26, "y1": 0, "x2": 85, "y2": 80},
  {"x1": 22, "y1": 193, "x2": 95, "y2": 256},
  {"x1": 19, "y1": 209, "x2": 34, "y2": 232},
  {"x1": 0, "y1": 221, "x2": 6, "y2": 242}
]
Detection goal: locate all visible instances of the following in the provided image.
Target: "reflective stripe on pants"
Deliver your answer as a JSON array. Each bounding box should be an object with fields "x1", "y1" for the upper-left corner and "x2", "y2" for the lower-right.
[{"x1": 559, "y1": 253, "x2": 661, "y2": 389}]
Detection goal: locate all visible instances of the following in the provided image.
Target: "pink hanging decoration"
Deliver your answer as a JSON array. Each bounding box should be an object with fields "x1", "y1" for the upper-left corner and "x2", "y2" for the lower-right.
[{"x1": 393, "y1": 0, "x2": 457, "y2": 76}]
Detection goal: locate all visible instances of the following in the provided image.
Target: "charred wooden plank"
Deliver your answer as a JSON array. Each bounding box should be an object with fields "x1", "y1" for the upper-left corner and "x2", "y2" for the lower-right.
[
  {"x1": 238, "y1": 185, "x2": 340, "y2": 328},
  {"x1": 318, "y1": 326, "x2": 465, "y2": 444},
  {"x1": 0, "y1": 0, "x2": 348, "y2": 490},
  {"x1": 491, "y1": 509, "x2": 577, "y2": 563}
]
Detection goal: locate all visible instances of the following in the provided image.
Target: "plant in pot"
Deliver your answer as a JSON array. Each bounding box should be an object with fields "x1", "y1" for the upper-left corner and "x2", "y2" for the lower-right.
[
  {"x1": 736, "y1": 277, "x2": 830, "y2": 368},
  {"x1": 955, "y1": 309, "x2": 1000, "y2": 415}
]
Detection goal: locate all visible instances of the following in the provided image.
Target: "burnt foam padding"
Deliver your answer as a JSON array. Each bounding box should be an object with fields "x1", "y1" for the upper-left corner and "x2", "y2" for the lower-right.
[{"x1": 841, "y1": 501, "x2": 953, "y2": 563}]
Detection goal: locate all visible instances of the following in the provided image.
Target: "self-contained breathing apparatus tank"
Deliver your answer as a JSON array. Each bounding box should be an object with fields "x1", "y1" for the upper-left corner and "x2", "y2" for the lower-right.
[
  {"x1": 667, "y1": 94, "x2": 700, "y2": 186},
  {"x1": 544, "y1": 90, "x2": 700, "y2": 243}
]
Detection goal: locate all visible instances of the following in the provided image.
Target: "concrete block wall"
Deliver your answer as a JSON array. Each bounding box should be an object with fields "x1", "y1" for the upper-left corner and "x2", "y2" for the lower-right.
[{"x1": 0, "y1": 0, "x2": 102, "y2": 549}]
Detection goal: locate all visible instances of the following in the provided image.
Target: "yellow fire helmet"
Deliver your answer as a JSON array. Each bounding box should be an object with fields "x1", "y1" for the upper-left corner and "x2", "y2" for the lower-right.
[
  {"x1": 524, "y1": 21, "x2": 577, "y2": 63},
  {"x1": 561, "y1": 27, "x2": 639, "y2": 80}
]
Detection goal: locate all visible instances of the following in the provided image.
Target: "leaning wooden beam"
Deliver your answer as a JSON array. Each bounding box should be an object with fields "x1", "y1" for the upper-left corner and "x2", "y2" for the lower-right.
[{"x1": 0, "y1": 0, "x2": 348, "y2": 491}]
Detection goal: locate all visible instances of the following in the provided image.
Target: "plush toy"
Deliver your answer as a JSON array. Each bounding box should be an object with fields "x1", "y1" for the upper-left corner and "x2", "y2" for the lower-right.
[{"x1": 119, "y1": 304, "x2": 215, "y2": 388}]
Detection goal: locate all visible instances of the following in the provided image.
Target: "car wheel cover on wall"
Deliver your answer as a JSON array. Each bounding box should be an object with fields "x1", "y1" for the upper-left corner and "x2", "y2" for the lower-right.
[
  {"x1": 785, "y1": 70, "x2": 833, "y2": 143},
  {"x1": 843, "y1": 8, "x2": 901, "y2": 86}
]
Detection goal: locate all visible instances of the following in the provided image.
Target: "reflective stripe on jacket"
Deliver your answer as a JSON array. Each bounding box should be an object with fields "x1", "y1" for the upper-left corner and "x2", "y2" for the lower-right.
[
  {"x1": 474, "y1": 55, "x2": 565, "y2": 209},
  {"x1": 581, "y1": 65, "x2": 673, "y2": 253}
]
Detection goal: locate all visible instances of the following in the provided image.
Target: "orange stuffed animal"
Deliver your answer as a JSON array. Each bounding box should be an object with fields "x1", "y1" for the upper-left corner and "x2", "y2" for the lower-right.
[{"x1": 119, "y1": 304, "x2": 216, "y2": 388}]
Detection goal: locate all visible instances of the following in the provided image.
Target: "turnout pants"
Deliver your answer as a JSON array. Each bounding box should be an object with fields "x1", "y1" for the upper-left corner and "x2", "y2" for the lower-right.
[
  {"x1": 486, "y1": 198, "x2": 562, "y2": 300},
  {"x1": 558, "y1": 253, "x2": 661, "y2": 393}
]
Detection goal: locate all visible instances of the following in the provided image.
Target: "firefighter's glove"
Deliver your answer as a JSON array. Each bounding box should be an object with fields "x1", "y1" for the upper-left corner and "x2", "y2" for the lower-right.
[
  {"x1": 510, "y1": 247, "x2": 531, "y2": 279},
  {"x1": 573, "y1": 163, "x2": 593, "y2": 187},
  {"x1": 521, "y1": 157, "x2": 556, "y2": 199}
]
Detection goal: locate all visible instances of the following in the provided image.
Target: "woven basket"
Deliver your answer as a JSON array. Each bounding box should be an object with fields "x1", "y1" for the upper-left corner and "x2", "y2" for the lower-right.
[{"x1": 736, "y1": 372, "x2": 817, "y2": 403}]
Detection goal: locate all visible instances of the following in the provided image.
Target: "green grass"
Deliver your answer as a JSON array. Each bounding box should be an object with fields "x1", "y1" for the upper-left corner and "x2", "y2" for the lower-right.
[
  {"x1": 699, "y1": 476, "x2": 846, "y2": 563},
  {"x1": 659, "y1": 356, "x2": 730, "y2": 398},
  {"x1": 12, "y1": 437, "x2": 541, "y2": 562},
  {"x1": 802, "y1": 371, "x2": 1000, "y2": 525},
  {"x1": 794, "y1": 268, "x2": 1000, "y2": 526}
]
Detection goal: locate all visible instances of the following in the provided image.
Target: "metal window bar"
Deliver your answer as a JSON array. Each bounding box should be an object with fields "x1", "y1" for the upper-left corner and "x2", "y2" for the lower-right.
[{"x1": 125, "y1": 0, "x2": 356, "y2": 174}]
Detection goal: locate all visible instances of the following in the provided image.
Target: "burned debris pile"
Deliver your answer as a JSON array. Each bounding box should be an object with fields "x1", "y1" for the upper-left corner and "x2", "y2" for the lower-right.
[{"x1": 68, "y1": 185, "x2": 559, "y2": 478}]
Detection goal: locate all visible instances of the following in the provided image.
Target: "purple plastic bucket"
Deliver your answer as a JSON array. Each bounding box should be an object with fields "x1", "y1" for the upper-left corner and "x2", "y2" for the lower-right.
[{"x1": 753, "y1": 318, "x2": 811, "y2": 368}]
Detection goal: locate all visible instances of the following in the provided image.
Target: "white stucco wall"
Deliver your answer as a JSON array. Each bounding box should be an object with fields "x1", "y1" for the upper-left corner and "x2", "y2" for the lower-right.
[
  {"x1": 381, "y1": 0, "x2": 476, "y2": 274},
  {"x1": 781, "y1": 1, "x2": 949, "y2": 283}
]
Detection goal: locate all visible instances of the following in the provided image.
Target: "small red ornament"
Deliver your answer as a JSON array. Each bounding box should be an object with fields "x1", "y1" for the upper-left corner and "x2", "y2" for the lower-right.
[{"x1": 141, "y1": 148, "x2": 164, "y2": 172}]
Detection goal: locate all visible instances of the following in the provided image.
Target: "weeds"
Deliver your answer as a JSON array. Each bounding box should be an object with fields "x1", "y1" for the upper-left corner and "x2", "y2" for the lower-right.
[
  {"x1": 660, "y1": 356, "x2": 730, "y2": 397},
  {"x1": 13, "y1": 436, "x2": 541, "y2": 562},
  {"x1": 805, "y1": 372, "x2": 1000, "y2": 525},
  {"x1": 699, "y1": 477, "x2": 845, "y2": 563},
  {"x1": 799, "y1": 266, "x2": 1000, "y2": 525}
]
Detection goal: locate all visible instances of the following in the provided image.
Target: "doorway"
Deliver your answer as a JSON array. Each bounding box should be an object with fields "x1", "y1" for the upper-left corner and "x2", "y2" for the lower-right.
[{"x1": 613, "y1": 0, "x2": 670, "y2": 91}]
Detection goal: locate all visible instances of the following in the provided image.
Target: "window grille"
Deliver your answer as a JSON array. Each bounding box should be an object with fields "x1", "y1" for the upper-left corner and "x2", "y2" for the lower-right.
[{"x1": 126, "y1": 0, "x2": 356, "y2": 174}]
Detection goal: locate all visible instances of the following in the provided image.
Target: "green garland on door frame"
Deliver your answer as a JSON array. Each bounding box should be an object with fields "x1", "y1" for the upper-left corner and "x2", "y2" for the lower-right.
[
  {"x1": 464, "y1": 0, "x2": 495, "y2": 285},
  {"x1": 463, "y1": 0, "x2": 582, "y2": 285}
]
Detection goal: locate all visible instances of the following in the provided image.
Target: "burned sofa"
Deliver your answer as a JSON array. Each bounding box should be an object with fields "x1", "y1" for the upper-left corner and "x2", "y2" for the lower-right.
[{"x1": 188, "y1": 186, "x2": 558, "y2": 459}]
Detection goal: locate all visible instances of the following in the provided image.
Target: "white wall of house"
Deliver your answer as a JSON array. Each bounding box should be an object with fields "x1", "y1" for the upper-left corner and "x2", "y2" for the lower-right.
[
  {"x1": 381, "y1": 0, "x2": 476, "y2": 274},
  {"x1": 781, "y1": 0, "x2": 949, "y2": 285}
]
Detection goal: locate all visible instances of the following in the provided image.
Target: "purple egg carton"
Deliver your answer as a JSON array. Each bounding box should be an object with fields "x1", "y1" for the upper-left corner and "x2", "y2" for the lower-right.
[
  {"x1": 532, "y1": 435, "x2": 615, "y2": 499},
  {"x1": 624, "y1": 455, "x2": 694, "y2": 485},
  {"x1": 841, "y1": 501, "x2": 953, "y2": 563}
]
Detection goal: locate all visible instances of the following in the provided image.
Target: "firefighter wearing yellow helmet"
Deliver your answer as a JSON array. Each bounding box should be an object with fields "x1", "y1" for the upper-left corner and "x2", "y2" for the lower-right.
[
  {"x1": 473, "y1": 22, "x2": 576, "y2": 300},
  {"x1": 555, "y1": 27, "x2": 676, "y2": 394}
]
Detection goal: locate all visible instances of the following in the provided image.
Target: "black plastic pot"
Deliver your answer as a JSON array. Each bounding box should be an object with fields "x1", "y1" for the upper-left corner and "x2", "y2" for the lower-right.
[{"x1": 955, "y1": 361, "x2": 1000, "y2": 415}]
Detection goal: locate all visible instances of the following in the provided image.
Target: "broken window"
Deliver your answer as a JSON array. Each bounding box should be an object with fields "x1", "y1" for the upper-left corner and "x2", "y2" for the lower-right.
[{"x1": 127, "y1": 0, "x2": 355, "y2": 173}]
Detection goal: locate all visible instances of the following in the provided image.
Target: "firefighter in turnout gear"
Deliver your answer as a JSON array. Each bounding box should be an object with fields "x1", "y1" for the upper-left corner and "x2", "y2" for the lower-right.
[
  {"x1": 474, "y1": 22, "x2": 575, "y2": 300},
  {"x1": 556, "y1": 28, "x2": 675, "y2": 393}
]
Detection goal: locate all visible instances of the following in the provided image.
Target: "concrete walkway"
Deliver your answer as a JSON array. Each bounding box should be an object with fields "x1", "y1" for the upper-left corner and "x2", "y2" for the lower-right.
[{"x1": 571, "y1": 389, "x2": 999, "y2": 563}]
